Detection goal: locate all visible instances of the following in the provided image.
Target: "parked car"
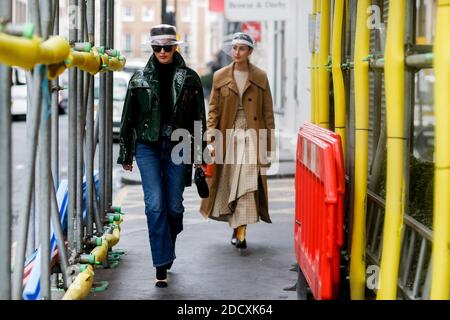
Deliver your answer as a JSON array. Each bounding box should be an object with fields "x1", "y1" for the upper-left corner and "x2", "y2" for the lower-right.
[
  {"x1": 11, "y1": 68, "x2": 69, "y2": 119},
  {"x1": 112, "y1": 72, "x2": 129, "y2": 138},
  {"x1": 93, "y1": 71, "x2": 130, "y2": 140},
  {"x1": 11, "y1": 68, "x2": 28, "y2": 119},
  {"x1": 122, "y1": 59, "x2": 147, "y2": 76}
]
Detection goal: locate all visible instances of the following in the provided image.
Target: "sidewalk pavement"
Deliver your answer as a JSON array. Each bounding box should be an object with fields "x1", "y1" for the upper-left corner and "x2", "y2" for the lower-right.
[{"x1": 85, "y1": 177, "x2": 298, "y2": 300}]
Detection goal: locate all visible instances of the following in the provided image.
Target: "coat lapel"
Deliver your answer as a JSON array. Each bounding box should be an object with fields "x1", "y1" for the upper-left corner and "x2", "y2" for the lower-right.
[{"x1": 172, "y1": 68, "x2": 187, "y2": 112}]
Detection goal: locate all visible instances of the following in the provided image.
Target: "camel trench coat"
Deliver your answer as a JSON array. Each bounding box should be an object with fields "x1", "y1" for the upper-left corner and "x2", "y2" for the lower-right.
[{"x1": 199, "y1": 62, "x2": 275, "y2": 223}]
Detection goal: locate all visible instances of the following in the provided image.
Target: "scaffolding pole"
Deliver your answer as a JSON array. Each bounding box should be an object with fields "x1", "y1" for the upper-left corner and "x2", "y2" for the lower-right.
[
  {"x1": 0, "y1": 0, "x2": 13, "y2": 301},
  {"x1": 99, "y1": 0, "x2": 107, "y2": 226},
  {"x1": 68, "y1": 0, "x2": 78, "y2": 262}
]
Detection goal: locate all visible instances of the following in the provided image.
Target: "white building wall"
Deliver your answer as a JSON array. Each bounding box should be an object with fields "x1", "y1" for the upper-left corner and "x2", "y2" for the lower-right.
[
  {"x1": 190, "y1": 0, "x2": 200, "y2": 70},
  {"x1": 290, "y1": 0, "x2": 312, "y2": 134},
  {"x1": 259, "y1": 0, "x2": 312, "y2": 160},
  {"x1": 221, "y1": 0, "x2": 312, "y2": 161}
]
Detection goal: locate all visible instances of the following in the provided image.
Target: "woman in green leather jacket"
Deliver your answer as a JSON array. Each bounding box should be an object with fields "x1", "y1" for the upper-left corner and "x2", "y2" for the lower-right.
[{"x1": 117, "y1": 24, "x2": 206, "y2": 288}]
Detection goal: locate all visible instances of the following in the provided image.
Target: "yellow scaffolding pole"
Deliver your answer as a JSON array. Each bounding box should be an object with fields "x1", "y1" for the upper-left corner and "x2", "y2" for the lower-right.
[
  {"x1": 350, "y1": 0, "x2": 370, "y2": 300},
  {"x1": 430, "y1": 0, "x2": 450, "y2": 300},
  {"x1": 317, "y1": 0, "x2": 331, "y2": 129},
  {"x1": 311, "y1": 0, "x2": 318, "y2": 123},
  {"x1": 332, "y1": 0, "x2": 346, "y2": 156},
  {"x1": 377, "y1": 0, "x2": 406, "y2": 300}
]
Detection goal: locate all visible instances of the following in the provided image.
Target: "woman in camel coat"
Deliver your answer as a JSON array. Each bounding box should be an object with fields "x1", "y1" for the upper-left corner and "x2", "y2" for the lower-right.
[{"x1": 200, "y1": 32, "x2": 275, "y2": 249}]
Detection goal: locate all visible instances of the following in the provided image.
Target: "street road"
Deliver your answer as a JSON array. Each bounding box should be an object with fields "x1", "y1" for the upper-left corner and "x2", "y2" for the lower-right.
[{"x1": 11, "y1": 115, "x2": 122, "y2": 229}]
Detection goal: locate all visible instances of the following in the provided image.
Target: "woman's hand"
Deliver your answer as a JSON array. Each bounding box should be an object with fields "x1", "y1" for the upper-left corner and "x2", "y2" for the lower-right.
[
  {"x1": 207, "y1": 144, "x2": 215, "y2": 158},
  {"x1": 122, "y1": 163, "x2": 133, "y2": 172}
]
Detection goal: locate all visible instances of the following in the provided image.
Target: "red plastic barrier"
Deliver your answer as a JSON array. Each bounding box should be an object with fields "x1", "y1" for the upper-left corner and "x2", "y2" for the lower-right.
[
  {"x1": 294, "y1": 123, "x2": 345, "y2": 300},
  {"x1": 302, "y1": 123, "x2": 345, "y2": 246},
  {"x1": 302, "y1": 124, "x2": 345, "y2": 294}
]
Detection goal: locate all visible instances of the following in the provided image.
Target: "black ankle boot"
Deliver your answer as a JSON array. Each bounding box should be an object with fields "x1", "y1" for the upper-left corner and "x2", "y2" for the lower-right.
[
  {"x1": 155, "y1": 267, "x2": 168, "y2": 288},
  {"x1": 236, "y1": 239, "x2": 247, "y2": 249}
]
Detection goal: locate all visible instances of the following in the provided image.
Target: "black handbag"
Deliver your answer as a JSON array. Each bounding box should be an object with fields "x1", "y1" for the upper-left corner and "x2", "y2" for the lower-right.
[{"x1": 194, "y1": 167, "x2": 209, "y2": 198}]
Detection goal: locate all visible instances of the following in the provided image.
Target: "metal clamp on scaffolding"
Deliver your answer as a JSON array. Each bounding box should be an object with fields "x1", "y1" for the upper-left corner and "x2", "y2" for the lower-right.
[{"x1": 98, "y1": 46, "x2": 126, "y2": 72}]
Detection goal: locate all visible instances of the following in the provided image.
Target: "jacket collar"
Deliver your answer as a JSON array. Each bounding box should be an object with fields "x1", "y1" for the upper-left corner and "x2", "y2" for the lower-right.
[
  {"x1": 142, "y1": 51, "x2": 187, "y2": 107},
  {"x1": 215, "y1": 61, "x2": 267, "y2": 95},
  {"x1": 144, "y1": 51, "x2": 186, "y2": 74}
]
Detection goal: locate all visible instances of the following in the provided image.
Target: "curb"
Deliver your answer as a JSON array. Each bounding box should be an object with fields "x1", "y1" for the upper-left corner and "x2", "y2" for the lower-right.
[
  {"x1": 120, "y1": 175, "x2": 142, "y2": 186},
  {"x1": 267, "y1": 173, "x2": 295, "y2": 180}
]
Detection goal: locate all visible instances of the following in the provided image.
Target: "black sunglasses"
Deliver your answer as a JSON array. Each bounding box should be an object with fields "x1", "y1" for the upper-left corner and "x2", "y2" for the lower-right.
[{"x1": 152, "y1": 45, "x2": 175, "y2": 53}]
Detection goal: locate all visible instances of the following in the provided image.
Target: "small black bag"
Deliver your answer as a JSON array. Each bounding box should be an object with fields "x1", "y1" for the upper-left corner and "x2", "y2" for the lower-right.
[{"x1": 194, "y1": 167, "x2": 209, "y2": 198}]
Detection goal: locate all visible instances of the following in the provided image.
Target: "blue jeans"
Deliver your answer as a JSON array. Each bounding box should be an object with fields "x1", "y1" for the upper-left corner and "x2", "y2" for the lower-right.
[{"x1": 135, "y1": 139, "x2": 186, "y2": 268}]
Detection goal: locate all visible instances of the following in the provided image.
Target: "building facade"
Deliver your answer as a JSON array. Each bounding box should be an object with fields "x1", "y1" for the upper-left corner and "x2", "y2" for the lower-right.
[
  {"x1": 115, "y1": 0, "x2": 215, "y2": 75},
  {"x1": 12, "y1": 0, "x2": 27, "y2": 24},
  {"x1": 222, "y1": 0, "x2": 313, "y2": 161}
]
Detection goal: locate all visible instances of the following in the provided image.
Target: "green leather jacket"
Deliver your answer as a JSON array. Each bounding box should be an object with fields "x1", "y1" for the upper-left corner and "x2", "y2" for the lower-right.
[{"x1": 117, "y1": 52, "x2": 206, "y2": 185}]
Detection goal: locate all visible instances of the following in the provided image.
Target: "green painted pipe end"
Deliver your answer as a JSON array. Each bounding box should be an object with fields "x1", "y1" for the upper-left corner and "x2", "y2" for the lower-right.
[
  {"x1": 23, "y1": 23, "x2": 35, "y2": 39},
  {"x1": 98, "y1": 46, "x2": 105, "y2": 54},
  {"x1": 96, "y1": 237, "x2": 102, "y2": 246},
  {"x1": 84, "y1": 42, "x2": 92, "y2": 52},
  {"x1": 115, "y1": 207, "x2": 122, "y2": 213},
  {"x1": 108, "y1": 214, "x2": 121, "y2": 223},
  {"x1": 80, "y1": 264, "x2": 88, "y2": 272}
]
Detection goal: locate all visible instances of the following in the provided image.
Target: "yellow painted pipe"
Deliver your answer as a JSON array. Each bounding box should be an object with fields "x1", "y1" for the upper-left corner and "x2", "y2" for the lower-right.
[
  {"x1": 99, "y1": 53, "x2": 126, "y2": 72},
  {"x1": 310, "y1": 0, "x2": 318, "y2": 123},
  {"x1": 0, "y1": 34, "x2": 70, "y2": 70},
  {"x1": 331, "y1": 0, "x2": 346, "y2": 157},
  {"x1": 430, "y1": 0, "x2": 450, "y2": 300},
  {"x1": 104, "y1": 227, "x2": 120, "y2": 248},
  {"x1": 62, "y1": 265, "x2": 94, "y2": 300},
  {"x1": 39, "y1": 36, "x2": 71, "y2": 65},
  {"x1": 91, "y1": 241, "x2": 109, "y2": 264},
  {"x1": 47, "y1": 62, "x2": 67, "y2": 81},
  {"x1": 0, "y1": 33, "x2": 41, "y2": 69},
  {"x1": 377, "y1": 0, "x2": 406, "y2": 300},
  {"x1": 48, "y1": 49, "x2": 101, "y2": 80},
  {"x1": 65, "y1": 49, "x2": 102, "y2": 75},
  {"x1": 112, "y1": 227, "x2": 121, "y2": 247},
  {"x1": 350, "y1": 0, "x2": 370, "y2": 300},
  {"x1": 107, "y1": 56, "x2": 126, "y2": 72},
  {"x1": 315, "y1": 0, "x2": 322, "y2": 125},
  {"x1": 99, "y1": 53, "x2": 110, "y2": 70},
  {"x1": 317, "y1": 0, "x2": 331, "y2": 129}
]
